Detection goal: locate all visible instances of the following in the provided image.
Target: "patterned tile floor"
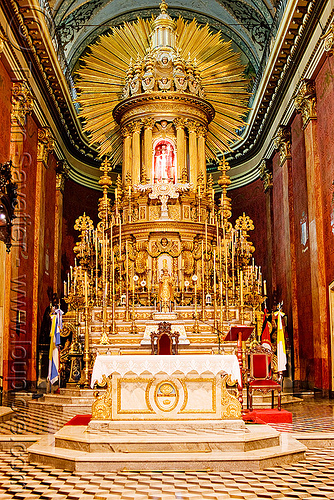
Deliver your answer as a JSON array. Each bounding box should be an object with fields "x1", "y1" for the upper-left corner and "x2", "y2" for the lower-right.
[{"x1": 0, "y1": 397, "x2": 333, "y2": 500}]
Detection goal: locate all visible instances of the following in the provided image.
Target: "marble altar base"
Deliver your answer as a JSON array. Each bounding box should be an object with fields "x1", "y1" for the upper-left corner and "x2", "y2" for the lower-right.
[{"x1": 28, "y1": 422, "x2": 306, "y2": 472}]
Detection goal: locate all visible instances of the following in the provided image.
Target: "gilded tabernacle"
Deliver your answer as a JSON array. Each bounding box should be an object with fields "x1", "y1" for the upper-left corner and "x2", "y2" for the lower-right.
[{"x1": 61, "y1": 1, "x2": 266, "y2": 407}]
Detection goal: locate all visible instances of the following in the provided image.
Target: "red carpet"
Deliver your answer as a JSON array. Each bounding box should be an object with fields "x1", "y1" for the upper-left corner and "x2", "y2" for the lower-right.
[
  {"x1": 65, "y1": 414, "x2": 92, "y2": 426},
  {"x1": 243, "y1": 409, "x2": 292, "y2": 424}
]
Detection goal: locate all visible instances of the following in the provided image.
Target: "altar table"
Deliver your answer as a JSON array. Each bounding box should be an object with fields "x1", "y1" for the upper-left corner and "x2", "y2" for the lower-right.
[{"x1": 91, "y1": 354, "x2": 242, "y2": 421}]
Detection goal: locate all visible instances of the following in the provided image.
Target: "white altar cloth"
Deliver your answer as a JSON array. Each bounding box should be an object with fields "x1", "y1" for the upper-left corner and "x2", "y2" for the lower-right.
[{"x1": 91, "y1": 354, "x2": 241, "y2": 387}]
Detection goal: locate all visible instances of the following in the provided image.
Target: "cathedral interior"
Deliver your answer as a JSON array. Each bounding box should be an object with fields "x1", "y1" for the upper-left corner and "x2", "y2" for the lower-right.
[{"x1": 1, "y1": 0, "x2": 334, "y2": 498}]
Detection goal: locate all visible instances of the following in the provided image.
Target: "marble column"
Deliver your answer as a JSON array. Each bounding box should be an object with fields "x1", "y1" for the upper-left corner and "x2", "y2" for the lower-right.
[
  {"x1": 295, "y1": 80, "x2": 329, "y2": 391},
  {"x1": 132, "y1": 121, "x2": 142, "y2": 185},
  {"x1": 273, "y1": 126, "x2": 299, "y2": 385},
  {"x1": 121, "y1": 125, "x2": 132, "y2": 185},
  {"x1": 4, "y1": 82, "x2": 33, "y2": 390},
  {"x1": 143, "y1": 118, "x2": 155, "y2": 183},
  {"x1": 174, "y1": 118, "x2": 186, "y2": 181},
  {"x1": 197, "y1": 125, "x2": 207, "y2": 186},
  {"x1": 32, "y1": 127, "x2": 54, "y2": 380},
  {"x1": 54, "y1": 161, "x2": 69, "y2": 297},
  {"x1": 188, "y1": 120, "x2": 198, "y2": 187}
]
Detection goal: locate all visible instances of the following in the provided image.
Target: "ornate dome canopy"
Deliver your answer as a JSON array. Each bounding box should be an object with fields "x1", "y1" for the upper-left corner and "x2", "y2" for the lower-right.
[{"x1": 76, "y1": 2, "x2": 249, "y2": 162}]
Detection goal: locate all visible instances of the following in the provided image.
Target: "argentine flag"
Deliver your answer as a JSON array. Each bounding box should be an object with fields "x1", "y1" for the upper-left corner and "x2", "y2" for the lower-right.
[{"x1": 48, "y1": 308, "x2": 63, "y2": 384}]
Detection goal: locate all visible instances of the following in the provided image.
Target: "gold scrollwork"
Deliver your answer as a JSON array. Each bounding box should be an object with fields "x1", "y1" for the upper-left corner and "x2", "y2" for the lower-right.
[
  {"x1": 221, "y1": 374, "x2": 241, "y2": 419},
  {"x1": 60, "y1": 322, "x2": 75, "y2": 338},
  {"x1": 91, "y1": 375, "x2": 113, "y2": 420}
]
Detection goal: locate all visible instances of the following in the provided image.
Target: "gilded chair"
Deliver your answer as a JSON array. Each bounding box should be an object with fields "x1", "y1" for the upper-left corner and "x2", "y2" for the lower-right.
[{"x1": 246, "y1": 345, "x2": 282, "y2": 411}]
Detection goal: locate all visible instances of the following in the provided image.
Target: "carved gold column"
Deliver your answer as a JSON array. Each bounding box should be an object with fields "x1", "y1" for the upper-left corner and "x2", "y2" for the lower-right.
[
  {"x1": 54, "y1": 161, "x2": 69, "y2": 296},
  {"x1": 197, "y1": 125, "x2": 207, "y2": 186},
  {"x1": 174, "y1": 118, "x2": 186, "y2": 181},
  {"x1": 188, "y1": 120, "x2": 198, "y2": 187},
  {"x1": 122, "y1": 125, "x2": 132, "y2": 184},
  {"x1": 273, "y1": 125, "x2": 299, "y2": 385},
  {"x1": 143, "y1": 118, "x2": 155, "y2": 183},
  {"x1": 295, "y1": 80, "x2": 328, "y2": 391},
  {"x1": 132, "y1": 121, "x2": 142, "y2": 185},
  {"x1": 4, "y1": 82, "x2": 33, "y2": 390}
]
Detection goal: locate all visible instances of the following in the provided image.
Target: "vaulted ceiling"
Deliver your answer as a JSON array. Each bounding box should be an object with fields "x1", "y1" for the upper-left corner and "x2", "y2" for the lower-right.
[{"x1": 51, "y1": 0, "x2": 277, "y2": 75}]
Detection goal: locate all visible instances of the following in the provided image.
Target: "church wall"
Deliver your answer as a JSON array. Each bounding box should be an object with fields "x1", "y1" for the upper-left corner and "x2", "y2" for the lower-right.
[
  {"x1": 272, "y1": 151, "x2": 289, "y2": 309},
  {"x1": 230, "y1": 178, "x2": 268, "y2": 277},
  {"x1": 61, "y1": 179, "x2": 100, "y2": 283},
  {"x1": 0, "y1": 58, "x2": 11, "y2": 164},
  {"x1": 290, "y1": 112, "x2": 314, "y2": 387}
]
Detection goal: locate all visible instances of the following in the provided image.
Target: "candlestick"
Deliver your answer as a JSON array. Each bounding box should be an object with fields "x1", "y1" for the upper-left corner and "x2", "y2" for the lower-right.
[
  {"x1": 240, "y1": 270, "x2": 243, "y2": 306},
  {"x1": 84, "y1": 272, "x2": 88, "y2": 303},
  {"x1": 263, "y1": 280, "x2": 267, "y2": 296}
]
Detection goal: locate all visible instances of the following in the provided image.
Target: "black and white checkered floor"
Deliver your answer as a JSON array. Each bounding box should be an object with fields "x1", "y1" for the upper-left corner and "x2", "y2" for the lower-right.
[{"x1": 0, "y1": 397, "x2": 333, "y2": 499}]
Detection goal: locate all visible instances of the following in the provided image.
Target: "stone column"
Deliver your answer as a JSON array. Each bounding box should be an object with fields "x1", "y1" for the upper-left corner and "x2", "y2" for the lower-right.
[
  {"x1": 295, "y1": 80, "x2": 328, "y2": 392},
  {"x1": 132, "y1": 121, "x2": 142, "y2": 185},
  {"x1": 273, "y1": 126, "x2": 299, "y2": 386},
  {"x1": 31, "y1": 127, "x2": 54, "y2": 377},
  {"x1": 197, "y1": 124, "x2": 207, "y2": 186},
  {"x1": 259, "y1": 159, "x2": 275, "y2": 307},
  {"x1": 143, "y1": 118, "x2": 155, "y2": 183},
  {"x1": 4, "y1": 82, "x2": 33, "y2": 390},
  {"x1": 54, "y1": 160, "x2": 69, "y2": 296},
  {"x1": 121, "y1": 125, "x2": 132, "y2": 184},
  {"x1": 187, "y1": 120, "x2": 198, "y2": 187},
  {"x1": 174, "y1": 118, "x2": 186, "y2": 181}
]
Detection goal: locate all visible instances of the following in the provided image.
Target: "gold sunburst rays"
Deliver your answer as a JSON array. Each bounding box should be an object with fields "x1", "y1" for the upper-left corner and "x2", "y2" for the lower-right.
[{"x1": 76, "y1": 14, "x2": 249, "y2": 160}]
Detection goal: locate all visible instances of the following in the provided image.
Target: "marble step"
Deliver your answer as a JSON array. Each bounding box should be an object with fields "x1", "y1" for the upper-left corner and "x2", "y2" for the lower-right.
[
  {"x1": 54, "y1": 423, "x2": 280, "y2": 453},
  {"x1": 27, "y1": 400, "x2": 93, "y2": 413},
  {"x1": 28, "y1": 426, "x2": 306, "y2": 472}
]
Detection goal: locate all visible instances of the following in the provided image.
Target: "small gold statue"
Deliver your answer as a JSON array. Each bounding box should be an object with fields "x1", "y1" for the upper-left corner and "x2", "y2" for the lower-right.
[{"x1": 158, "y1": 263, "x2": 175, "y2": 312}]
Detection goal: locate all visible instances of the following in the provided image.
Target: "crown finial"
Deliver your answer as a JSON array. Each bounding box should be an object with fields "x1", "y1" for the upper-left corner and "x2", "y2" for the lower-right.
[{"x1": 160, "y1": 1, "x2": 168, "y2": 13}]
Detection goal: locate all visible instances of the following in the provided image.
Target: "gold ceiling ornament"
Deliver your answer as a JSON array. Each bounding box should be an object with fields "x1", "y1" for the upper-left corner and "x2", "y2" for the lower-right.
[{"x1": 76, "y1": 2, "x2": 249, "y2": 161}]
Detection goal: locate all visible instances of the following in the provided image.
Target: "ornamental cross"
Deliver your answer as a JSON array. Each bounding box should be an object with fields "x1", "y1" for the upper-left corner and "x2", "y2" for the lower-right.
[{"x1": 136, "y1": 181, "x2": 191, "y2": 220}]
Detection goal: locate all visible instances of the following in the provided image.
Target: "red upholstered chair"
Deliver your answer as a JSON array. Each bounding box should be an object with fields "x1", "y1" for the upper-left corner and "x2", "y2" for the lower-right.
[
  {"x1": 151, "y1": 322, "x2": 179, "y2": 355},
  {"x1": 246, "y1": 346, "x2": 282, "y2": 411}
]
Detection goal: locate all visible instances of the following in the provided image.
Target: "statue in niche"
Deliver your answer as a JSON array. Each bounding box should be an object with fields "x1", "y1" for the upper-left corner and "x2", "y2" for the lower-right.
[
  {"x1": 153, "y1": 140, "x2": 176, "y2": 183},
  {"x1": 158, "y1": 261, "x2": 175, "y2": 312}
]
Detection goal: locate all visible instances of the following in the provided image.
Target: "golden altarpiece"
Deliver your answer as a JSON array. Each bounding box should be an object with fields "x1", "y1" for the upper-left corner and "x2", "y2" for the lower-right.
[{"x1": 61, "y1": 2, "x2": 267, "y2": 420}]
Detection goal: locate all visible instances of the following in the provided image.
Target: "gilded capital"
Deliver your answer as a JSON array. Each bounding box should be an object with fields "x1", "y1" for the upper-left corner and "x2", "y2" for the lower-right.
[
  {"x1": 187, "y1": 120, "x2": 198, "y2": 133},
  {"x1": 259, "y1": 160, "x2": 273, "y2": 192},
  {"x1": 142, "y1": 117, "x2": 155, "y2": 130},
  {"x1": 56, "y1": 160, "x2": 70, "y2": 192},
  {"x1": 121, "y1": 124, "x2": 132, "y2": 139},
  {"x1": 295, "y1": 80, "x2": 317, "y2": 128},
  {"x1": 273, "y1": 125, "x2": 291, "y2": 165},
  {"x1": 173, "y1": 117, "x2": 187, "y2": 130},
  {"x1": 131, "y1": 121, "x2": 142, "y2": 134},
  {"x1": 37, "y1": 128, "x2": 55, "y2": 166},
  {"x1": 197, "y1": 124, "x2": 207, "y2": 137},
  {"x1": 321, "y1": 22, "x2": 334, "y2": 56},
  {"x1": 11, "y1": 81, "x2": 34, "y2": 126}
]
